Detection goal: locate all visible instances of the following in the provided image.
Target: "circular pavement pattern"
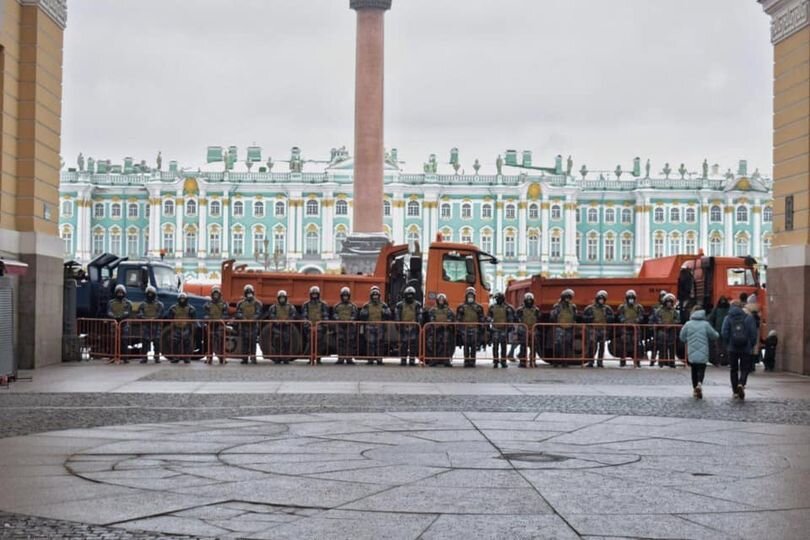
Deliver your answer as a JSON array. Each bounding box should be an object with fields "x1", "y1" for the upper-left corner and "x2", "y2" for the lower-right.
[{"x1": 2, "y1": 412, "x2": 810, "y2": 539}]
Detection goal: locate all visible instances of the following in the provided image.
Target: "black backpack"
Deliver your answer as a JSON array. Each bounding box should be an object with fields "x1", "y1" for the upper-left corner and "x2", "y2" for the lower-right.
[{"x1": 730, "y1": 319, "x2": 748, "y2": 349}]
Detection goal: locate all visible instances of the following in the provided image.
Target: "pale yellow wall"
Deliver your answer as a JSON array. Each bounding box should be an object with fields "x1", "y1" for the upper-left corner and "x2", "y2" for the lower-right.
[
  {"x1": 0, "y1": 0, "x2": 64, "y2": 234},
  {"x1": 772, "y1": 26, "x2": 810, "y2": 246}
]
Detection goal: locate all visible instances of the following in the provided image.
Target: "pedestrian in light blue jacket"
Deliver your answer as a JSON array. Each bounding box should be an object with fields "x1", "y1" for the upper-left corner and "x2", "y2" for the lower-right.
[{"x1": 679, "y1": 309, "x2": 719, "y2": 399}]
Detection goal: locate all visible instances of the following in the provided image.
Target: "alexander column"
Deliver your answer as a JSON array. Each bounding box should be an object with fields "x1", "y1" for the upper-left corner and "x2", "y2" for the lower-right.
[{"x1": 341, "y1": 0, "x2": 394, "y2": 274}]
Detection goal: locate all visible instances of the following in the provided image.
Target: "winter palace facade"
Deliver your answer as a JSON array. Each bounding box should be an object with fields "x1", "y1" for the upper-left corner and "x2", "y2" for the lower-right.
[{"x1": 58, "y1": 146, "x2": 773, "y2": 291}]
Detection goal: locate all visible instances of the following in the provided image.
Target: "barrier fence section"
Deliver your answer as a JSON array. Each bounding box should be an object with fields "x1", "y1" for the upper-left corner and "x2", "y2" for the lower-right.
[
  {"x1": 118, "y1": 319, "x2": 210, "y2": 364},
  {"x1": 421, "y1": 322, "x2": 530, "y2": 367},
  {"x1": 77, "y1": 318, "x2": 119, "y2": 362},
  {"x1": 221, "y1": 320, "x2": 315, "y2": 364},
  {"x1": 315, "y1": 321, "x2": 422, "y2": 365}
]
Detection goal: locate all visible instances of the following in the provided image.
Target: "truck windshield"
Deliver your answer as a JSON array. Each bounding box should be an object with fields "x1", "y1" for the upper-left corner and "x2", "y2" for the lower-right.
[
  {"x1": 478, "y1": 254, "x2": 495, "y2": 291},
  {"x1": 153, "y1": 266, "x2": 179, "y2": 291},
  {"x1": 727, "y1": 268, "x2": 757, "y2": 287},
  {"x1": 442, "y1": 254, "x2": 468, "y2": 283}
]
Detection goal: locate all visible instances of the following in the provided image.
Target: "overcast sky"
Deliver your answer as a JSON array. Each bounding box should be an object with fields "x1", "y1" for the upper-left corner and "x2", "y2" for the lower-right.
[{"x1": 62, "y1": 0, "x2": 773, "y2": 176}]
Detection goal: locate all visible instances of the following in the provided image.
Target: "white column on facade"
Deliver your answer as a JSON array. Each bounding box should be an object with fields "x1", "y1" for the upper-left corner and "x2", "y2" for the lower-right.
[
  {"x1": 518, "y1": 197, "x2": 528, "y2": 260},
  {"x1": 198, "y1": 188, "x2": 207, "y2": 260},
  {"x1": 540, "y1": 194, "x2": 550, "y2": 272},
  {"x1": 322, "y1": 191, "x2": 334, "y2": 258},
  {"x1": 563, "y1": 195, "x2": 577, "y2": 274},
  {"x1": 222, "y1": 196, "x2": 230, "y2": 258},
  {"x1": 646, "y1": 199, "x2": 654, "y2": 259},
  {"x1": 392, "y1": 197, "x2": 405, "y2": 244},
  {"x1": 421, "y1": 199, "x2": 431, "y2": 248},
  {"x1": 428, "y1": 196, "x2": 439, "y2": 246},
  {"x1": 78, "y1": 189, "x2": 92, "y2": 261},
  {"x1": 699, "y1": 198, "x2": 709, "y2": 253},
  {"x1": 724, "y1": 202, "x2": 734, "y2": 256},
  {"x1": 634, "y1": 198, "x2": 645, "y2": 268},
  {"x1": 292, "y1": 193, "x2": 303, "y2": 258},
  {"x1": 753, "y1": 198, "x2": 762, "y2": 258},
  {"x1": 495, "y1": 194, "x2": 504, "y2": 258},
  {"x1": 175, "y1": 190, "x2": 183, "y2": 259},
  {"x1": 148, "y1": 191, "x2": 160, "y2": 257}
]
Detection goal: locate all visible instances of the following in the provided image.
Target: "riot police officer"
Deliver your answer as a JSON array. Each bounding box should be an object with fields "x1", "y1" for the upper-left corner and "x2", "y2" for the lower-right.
[
  {"x1": 583, "y1": 290, "x2": 614, "y2": 368},
  {"x1": 266, "y1": 290, "x2": 298, "y2": 364},
  {"x1": 167, "y1": 292, "x2": 196, "y2": 364},
  {"x1": 106, "y1": 284, "x2": 132, "y2": 363},
  {"x1": 203, "y1": 286, "x2": 229, "y2": 364},
  {"x1": 395, "y1": 286, "x2": 422, "y2": 366},
  {"x1": 616, "y1": 289, "x2": 646, "y2": 367},
  {"x1": 332, "y1": 287, "x2": 358, "y2": 365},
  {"x1": 302, "y1": 286, "x2": 329, "y2": 364},
  {"x1": 488, "y1": 292, "x2": 515, "y2": 368},
  {"x1": 235, "y1": 284, "x2": 262, "y2": 364},
  {"x1": 427, "y1": 293, "x2": 455, "y2": 367},
  {"x1": 456, "y1": 287, "x2": 485, "y2": 368},
  {"x1": 550, "y1": 289, "x2": 578, "y2": 361},
  {"x1": 652, "y1": 293, "x2": 678, "y2": 368},
  {"x1": 137, "y1": 285, "x2": 164, "y2": 364},
  {"x1": 358, "y1": 286, "x2": 391, "y2": 365},
  {"x1": 516, "y1": 292, "x2": 542, "y2": 368}
]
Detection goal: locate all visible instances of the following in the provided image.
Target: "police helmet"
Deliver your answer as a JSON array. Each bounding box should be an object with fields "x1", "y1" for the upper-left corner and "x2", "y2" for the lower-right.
[
  {"x1": 436, "y1": 293, "x2": 448, "y2": 303},
  {"x1": 596, "y1": 290, "x2": 608, "y2": 301},
  {"x1": 114, "y1": 284, "x2": 126, "y2": 296},
  {"x1": 625, "y1": 289, "x2": 637, "y2": 298},
  {"x1": 145, "y1": 285, "x2": 157, "y2": 296},
  {"x1": 561, "y1": 288, "x2": 574, "y2": 299},
  {"x1": 659, "y1": 290, "x2": 667, "y2": 300},
  {"x1": 404, "y1": 286, "x2": 416, "y2": 295},
  {"x1": 178, "y1": 292, "x2": 188, "y2": 301},
  {"x1": 370, "y1": 286, "x2": 381, "y2": 297},
  {"x1": 211, "y1": 286, "x2": 222, "y2": 296},
  {"x1": 309, "y1": 286, "x2": 320, "y2": 295},
  {"x1": 524, "y1": 292, "x2": 535, "y2": 302},
  {"x1": 340, "y1": 286, "x2": 351, "y2": 296},
  {"x1": 664, "y1": 293, "x2": 676, "y2": 303},
  {"x1": 244, "y1": 284, "x2": 255, "y2": 295},
  {"x1": 277, "y1": 289, "x2": 288, "y2": 299},
  {"x1": 465, "y1": 287, "x2": 476, "y2": 296}
]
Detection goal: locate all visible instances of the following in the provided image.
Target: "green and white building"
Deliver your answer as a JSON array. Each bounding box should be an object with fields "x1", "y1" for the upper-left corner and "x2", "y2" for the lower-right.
[{"x1": 58, "y1": 146, "x2": 773, "y2": 291}]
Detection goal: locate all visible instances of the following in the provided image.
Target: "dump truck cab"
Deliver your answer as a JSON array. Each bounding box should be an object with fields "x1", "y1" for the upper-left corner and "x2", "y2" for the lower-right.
[{"x1": 423, "y1": 241, "x2": 496, "y2": 308}]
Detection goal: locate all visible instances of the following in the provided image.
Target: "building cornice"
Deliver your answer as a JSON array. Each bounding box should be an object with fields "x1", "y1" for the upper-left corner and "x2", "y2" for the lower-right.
[
  {"x1": 759, "y1": 0, "x2": 809, "y2": 43},
  {"x1": 350, "y1": 0, "x2": 392, "y2": 10},
  {"x1": 18, "y1": 0, "x2": 67, "y2": 29}
]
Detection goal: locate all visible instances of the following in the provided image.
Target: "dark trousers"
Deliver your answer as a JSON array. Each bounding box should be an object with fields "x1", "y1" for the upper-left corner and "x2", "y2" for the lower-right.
[
  {"x1": 400, "y1": 326, "x2": 419, "y2": 361},
  {"x1": 462, "y1": 328, "x2": 478, "y2": 363},
  {"x1": 491, "y1": 328, "x2": 508, "y2": 361},
  {"x1": 690, "y1": 364, "x2": 706, "y2": 388},
  {"x1": 729, "y1": 350, "x2": 752, "y2": 390}
]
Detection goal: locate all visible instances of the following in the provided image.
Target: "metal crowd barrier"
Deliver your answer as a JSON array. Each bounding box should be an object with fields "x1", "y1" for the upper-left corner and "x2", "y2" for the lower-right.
[
  {"x1": 420, "y1": 322, "x2": 531, "y2": 367},
  {"x1": 118, "y1": 319, "x2": 209, "y2": 364},
  {"x1": 221, "y1": 319, "x2": 314, "y2": 364},
  {"x1": 77, "y1": 318, "x2": 119, "y2": 362},
  {"x1": 314, "y1": 321, "x2": 422, "y2": 365}
]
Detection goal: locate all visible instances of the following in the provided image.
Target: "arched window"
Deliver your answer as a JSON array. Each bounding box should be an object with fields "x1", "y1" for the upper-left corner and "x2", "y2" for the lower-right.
[
  {"x1": 736, "y1": 205, "x2": 748, "y2": 223},
  {"x1": 588, "y1": 208, "x2": 599, "y2": 223},
  {"x1": 185, "y1": 199, "x2": 197, "y2": 216},
  {"x1": 92, "y1": 229, "x2": 105, "y2": 255},
  {"x1": 273, "y1": 228, "x2": 286, "y2": 254},
  {"x1": 505, "y1": 204, "x2": 516, "y2": 220},
  {"x1": 669, "y1": 207, "x2": 680, "y2": 223},
  {"x1": 621, "y1": 234, "x2": 633, "y2": 262},
  {"x1": 604, "y1": 235, "x2": 615, "y2": 261},
  {"x1": 253, "y1": 201, "x2": 264, "y2": 217},
  {"x1": 94, "y1": 203, "x2": 105, "y2": 219},
  {"x1": 550, "y1": 232, "x2": 562, "y2": 260},
  {"x1": 461, "y1": 202, "x2": 473, "y2": 219},
  {"x1": 685, "y1": 207, "x2": 696, "y2": 223},
  {"x1": 407, "y1": 229, "x2": 420, "y2": 251},
  {"x1": 335, "y1": 229, "x2": 347, "y2": 252},
  {"x1": 528, "y1": 232, "x2": 540, "y2": 257},
  {"x1": 654, "y1": 236, "x2": 664, "y2": 258},
  {"x1": 440, "y1": 228, "x2": 453, "y2": 242},
  {"x1": 763, "y1": 206, "x2": 773, "y2": 223},
  {"x1": 253, "y1": 228, "x2": 265, "y2": 255},
  {"x1": 110, "y1": 228, "x2": 122, "y2": 254},
  {"x1": 383, "y1": 200, "x2": 391, "y2": 217},
  {"x1": 710, "y1": 205, "x2": 722, "y2": 222},
  {"x1": 504, "y1": 230, "x2": 516, "y2": 258},
  {"x1": 654, "y1": 207, "x2": 664, "y2": 223},
  {"x1": 604, "y1": 208, "x2": 615, "y2": 224},
  {"x1": 126, "y1": 228, "x2": 138, "y2": 255},
  {"x1": 735, "y1": 234, "x2": 750, "y2": 257},
  {"x1": 209, "y1": 229, "x2": 221, "y2": 255},
  {"x1": 621, "y1": 208, "x2": 633, "y2": 225},
  {"x1": 587, "y1": 235, "x2": 598, "y2": 261},
  {"x1": 407, "y1": 200, "x2": 420, "y2": 217},
  {"x1": 551, "y1": 205, "x2": 562, "y2": 220},
  {"x1": 763, "y1": 236, "x2": 772, "y2": 259},
  {"x1": 231, "y1": 230, "x2": 244, "y2": 255},
  {"x1": 128, "y1": 203, "x2": 138, "y2": 218},
  {"x1": 335, "y1": 200, "x2": 348, "y2": 216},
  {"x1": 685, "y1": 234, "x2": 696, "y2": 254},
  {"x1": 209, "y1": 200, "x2": 221, "y2": 217},
  {"x1": 461, "y1": 228, "x2": 473, "y2": 244},
  {"x1": 275, "y1": 201, "x2": 286, "y2": 217},
  {"x1": 481, "y1": 230, "x2": 493, "y2": 253},
  {"x1": 305, "y1": 231, "x2": 319, "y2": 254},
  {"x1": 185, "y1": 229, "x2": 197, "y2": 255},
  {"x1": 111, "y1": 203, "x2": 122, "y2": 218},
  {"x1": 669, "y1": 234, "x2": 681, "y2": 255},
  {"x1": 233, "y1": 201, "x2": 244, "y2": 217},
  {"x1": 481, "y1": 203, "x2": 493, "y2": 219},
  {"x1": 61, "y1": 201, "x2": 73, "y2": 218},
  {"x1": 163, "y1": 199, "x2": 174, "y2": 216},
  {"x1": 306, "y1": 200, "x2": 319, "y2": 216},
  {"x1": 61, "y1": 228, "x2": 72, "y2": 255},
  {"x1": 709, "y1": 235, "x2": 722, "y2": 256},
  {"x1": 528, "y1": 204, "x2": 539, "y2": 220},
  {"x1": 440, "y1": 203, "x2": 451, "y2": 219}
]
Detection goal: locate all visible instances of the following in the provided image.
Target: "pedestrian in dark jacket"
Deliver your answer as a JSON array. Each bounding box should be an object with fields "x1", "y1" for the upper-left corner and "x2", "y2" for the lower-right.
[
  {"x1": 761, "y1": 330, "x2": 777, "y2": 372},
  {"x1": 707, "y1": 296, "x2": 730, "y2": 366},
  {"x1": 679, "y1": 309, "x2": 719, "y2": 399},
  {"x1": 721, "y1": 303, "x2": 758, "y2": 400}
]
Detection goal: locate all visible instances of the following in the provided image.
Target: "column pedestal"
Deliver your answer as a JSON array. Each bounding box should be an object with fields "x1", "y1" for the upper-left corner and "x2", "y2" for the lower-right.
[{"x1": 340, "y1": 232, "x2": 390, "y2": 275}]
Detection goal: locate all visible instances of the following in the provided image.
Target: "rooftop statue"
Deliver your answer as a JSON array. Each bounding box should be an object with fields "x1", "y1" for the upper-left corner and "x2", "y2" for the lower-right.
[
  {"x1": 87, "y1": 157, "x2": 94, "y2": 174},
  {"x1": 156, "y1": 151, "x2": 162, "y2": 171},
  {"x1": 678, "y1": 163, "x2": 687, "y2": 179},
  {"x1": 645, "y1": 158, "x2": 651, "y2": 178},
  {"x1": 473, "y1": 158, "x2": 481, "y2": 175},
  {"x1": 702, "y1": 158, "x2": 709, "y2": 179},
  {"x1": 725, "y1": 168, "x2": 734, "y2": 180},
  {"x1": 266, "y1": 157, "x2": 274, "y2": 172},
  {"x1": 580, "y1": 164, "x2": 588, "y2": 179},
  {"x1": 663, "y1": 163, "x2": 672, "y2": 179},
  {"x1": 496, "y1": 154, "x2": 503, "y2": 175},
  {"x1": 566, "y1": 155, "x2": 573, "y2": 177},
  {"x1": 615, "y1": 165, "x2": 622, "y2": 179},
  {"x1": 77, "y1": 152, "x2": 85, "y2": 172}
]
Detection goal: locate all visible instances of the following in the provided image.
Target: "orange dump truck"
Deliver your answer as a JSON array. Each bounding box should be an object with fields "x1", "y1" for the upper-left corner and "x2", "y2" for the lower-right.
[
  {"x1": 219, "y1": 239, "x2": 497, "y2": 309},
  {"x1": 506, "y1": 254, "x2": 766, "y2": 324}
]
